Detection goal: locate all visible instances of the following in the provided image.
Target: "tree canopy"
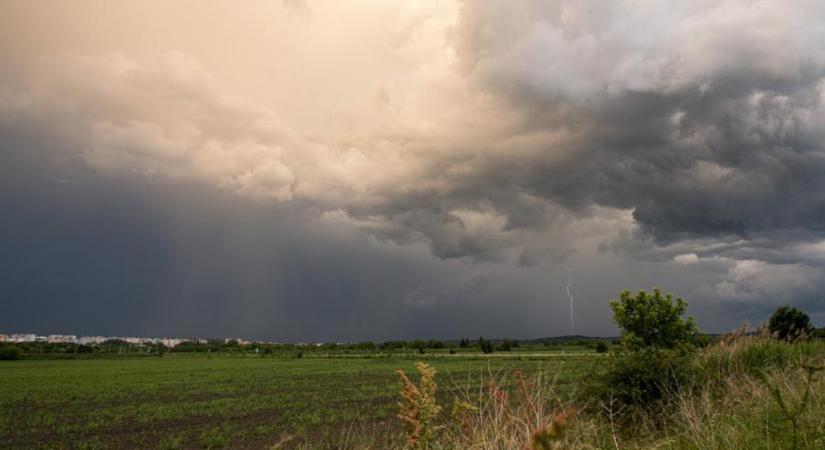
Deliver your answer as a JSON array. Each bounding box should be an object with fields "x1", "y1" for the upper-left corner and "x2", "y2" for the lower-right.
[
  {"x1": 610, "y1": 288, "x2": 701, "y2": 350},
  {"x1": 768, "y1": 305, "x2": 814, "y2": 341}
]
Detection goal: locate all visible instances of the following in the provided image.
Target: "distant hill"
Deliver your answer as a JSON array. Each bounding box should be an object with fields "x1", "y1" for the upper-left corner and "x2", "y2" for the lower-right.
[
  {"x1": 521, "y1": 335, "x2": 617, "y2": 344},
  {"x1": 444, "y1": 335, "x2": 618, "y2": 345}
]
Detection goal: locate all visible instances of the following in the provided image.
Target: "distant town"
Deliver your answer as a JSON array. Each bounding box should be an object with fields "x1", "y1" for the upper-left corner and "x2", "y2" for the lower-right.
[
  {"x1": 0, "y1": 332, "x2": 610, "y2": 349},
  {"x1": 0, "y1": 333, "x2": 274, "y2": 348}
]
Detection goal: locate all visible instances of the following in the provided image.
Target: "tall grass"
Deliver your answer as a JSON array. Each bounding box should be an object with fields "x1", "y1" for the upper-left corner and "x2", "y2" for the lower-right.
[
  {"x1": 696, "y1": 327, "x2": 825, "y2": 380},
  {"x1": 295, "y1": 335, "x2": 825, "y2": 449}
]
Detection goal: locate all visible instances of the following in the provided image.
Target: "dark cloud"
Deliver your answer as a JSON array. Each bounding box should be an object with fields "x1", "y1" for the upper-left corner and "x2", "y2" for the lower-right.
[
  {"x1": 2, "y1": 1, "x2": 825, "y2": 339},
  {"x1": 348, "y1": 0, "x2": 825, "y2": 267},
  {"x1": 443, "y1": 1, "x2": 825, "y2": 246},
  {"x1": 1, "y1": 126, "x2": 604, "y2": 340}
]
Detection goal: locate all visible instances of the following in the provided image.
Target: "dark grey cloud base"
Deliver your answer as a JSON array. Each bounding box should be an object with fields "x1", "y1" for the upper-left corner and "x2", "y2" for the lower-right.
[{"x1": 1, "y1": 1, "x2": 824, "y2": 340}]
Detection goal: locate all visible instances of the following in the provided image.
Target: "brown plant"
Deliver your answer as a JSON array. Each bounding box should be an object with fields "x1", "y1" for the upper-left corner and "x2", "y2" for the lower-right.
[{"x1": 396, "y1": 362, "x2": 443, "y2": 450}]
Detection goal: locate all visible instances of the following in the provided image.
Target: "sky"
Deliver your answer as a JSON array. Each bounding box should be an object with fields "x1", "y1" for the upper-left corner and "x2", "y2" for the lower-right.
[{"x1": 1, "y1": 0, "x2": 824, "y2": 341}]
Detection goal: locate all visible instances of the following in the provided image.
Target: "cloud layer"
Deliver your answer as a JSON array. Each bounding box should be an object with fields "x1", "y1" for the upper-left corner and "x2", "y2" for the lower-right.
[{"x1": 1, "y1": 0, "x2": 824, "y2": 337}]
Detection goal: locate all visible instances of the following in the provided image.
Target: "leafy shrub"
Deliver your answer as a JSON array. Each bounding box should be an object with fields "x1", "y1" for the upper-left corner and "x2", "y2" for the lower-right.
[
  {"x1": 601, "y1": 347, "x2": 696, "y2": 415},
  {"x1": 594, "y1": 288, "x2": 702, "y2": 420},
  {"x1": 768, "y1": 305, "x2": 814, "y2": 342},
  {"x1": 412, "y1": 340, "x2": 427, "y2": 354},
  {"x1": 595, "y1": 341, "x2": 609, "y2": 353},
  {"x1": 478, "y1": 337, "x2": 494, "y2": 354},
  {"x1": 610, "y1": 288, "x2": 701, "y2": 350},
  {"x1": 0, "y1": 345, "x2": 22, "y2": 360},
  {"x1": 426, "y1": 340, "x2": 445, "y2": 349},
  {"x1": 498, "y1": 339, "x2": 513, "y2": 352}
]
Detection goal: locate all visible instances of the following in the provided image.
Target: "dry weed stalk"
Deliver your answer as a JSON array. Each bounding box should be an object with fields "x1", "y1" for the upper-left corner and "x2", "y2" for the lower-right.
[
  {"x1": 396, "y1": 362, "x2": 443, "y2": 450},
  {"x1": 445, "y1": 367, "x2": 578, "y2": 450},
  {"x1": 529, "y1": 407, "x2": 576, "y2": 450}
]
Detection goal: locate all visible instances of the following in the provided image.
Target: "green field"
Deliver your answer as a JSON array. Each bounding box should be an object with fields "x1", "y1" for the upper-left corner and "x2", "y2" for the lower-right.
[{"x1": 0, "y1": 352, "x2": 600, "y2": 449}]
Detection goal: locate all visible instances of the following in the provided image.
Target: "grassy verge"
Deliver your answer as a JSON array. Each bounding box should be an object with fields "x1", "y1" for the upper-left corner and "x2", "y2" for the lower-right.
[{"x1": 350, "y1": 336, "x2": 825, "y2": 450}]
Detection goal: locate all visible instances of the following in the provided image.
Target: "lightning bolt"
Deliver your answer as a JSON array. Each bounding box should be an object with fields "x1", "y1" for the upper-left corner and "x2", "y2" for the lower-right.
[{"x1": 564, "y1": 263, "x2": 574, "y2": 334}]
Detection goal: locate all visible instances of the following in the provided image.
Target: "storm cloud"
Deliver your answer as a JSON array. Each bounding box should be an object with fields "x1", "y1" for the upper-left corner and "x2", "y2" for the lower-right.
[{"x1": 1, "y1": 0, "x2": 824, "y2": 339}]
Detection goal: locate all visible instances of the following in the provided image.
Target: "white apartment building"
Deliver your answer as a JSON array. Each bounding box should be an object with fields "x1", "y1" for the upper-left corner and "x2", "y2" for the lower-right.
[
  {"x1": 77, "y1": 336, "x2": 107, "y2": 345},
  {"x1": 160, "y1": 338, "x2": 183, "y2": 348},
  {"x1": 47, "y1": 335, "x2": 77, "y2": 344},
  {"x1": 9, "y1": 333, "x2": 36, "y2": 343}
]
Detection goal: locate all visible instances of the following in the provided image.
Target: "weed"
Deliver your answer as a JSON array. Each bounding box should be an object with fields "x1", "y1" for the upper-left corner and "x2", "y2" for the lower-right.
[{"x1": 396, "y1": 362, "x2": 442, "y2": 450}]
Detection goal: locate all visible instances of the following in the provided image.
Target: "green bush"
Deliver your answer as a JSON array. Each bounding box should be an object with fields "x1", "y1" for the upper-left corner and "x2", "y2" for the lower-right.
[
  {"x1": 595, "y1": 341, "x2": 609, "y2": 353},
  {"x1": 610, "y1": 288, "x2": 701, "y2": 350},
  {"x1": 478, "y1": 337, "x2": 494, "y2": 354},
  {"x1": 768, "y1": 305, "x2": 814, "y2": 342},
  {"x1": 0, "y1": 345, "x2": 22, "y2": 360},
  {"x1": 593, "y1": 288, "x2": 702, "y2": 421},
  {"x1": 601, "y1": 346, "x2": 696, "y2": 415}
]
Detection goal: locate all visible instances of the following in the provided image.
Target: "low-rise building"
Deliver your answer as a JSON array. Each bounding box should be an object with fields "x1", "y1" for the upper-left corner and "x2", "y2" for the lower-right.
[
  {"x1": 159, "y1": 338, "x2": 182, "y2": 348},
  {"x1": 78, "y1": 336, "x2": 107, "y2": 345},
  {"x1": 10, "y1": 333, "x2": 36, "y2": 343},
  {"x1": 47, "y1": 335, "x2": 77, "y2": 344}
]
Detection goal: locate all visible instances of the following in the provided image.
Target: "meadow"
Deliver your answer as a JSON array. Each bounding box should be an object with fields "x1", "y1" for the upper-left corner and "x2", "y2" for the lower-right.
[
  {"x1": 0, "y1": 349, "x2": 601, "y2": 449},
  {"x1": 3, "y1": 297, "x2": 825, "y2": 450},
  {"x1": 2, "y1": 336, "x2": 825, "y2": 449}
]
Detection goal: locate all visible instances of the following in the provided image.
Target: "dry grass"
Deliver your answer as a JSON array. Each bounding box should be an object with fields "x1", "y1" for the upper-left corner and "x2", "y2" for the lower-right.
[{"x1": 444, "y1": 368, "x2": 577, "y2": 449}]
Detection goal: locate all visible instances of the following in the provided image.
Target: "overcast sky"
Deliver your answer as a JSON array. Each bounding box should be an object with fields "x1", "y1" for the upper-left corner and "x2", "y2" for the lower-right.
[{"x1": 1, "y1": 0, "x2": 824, "y2": 341}]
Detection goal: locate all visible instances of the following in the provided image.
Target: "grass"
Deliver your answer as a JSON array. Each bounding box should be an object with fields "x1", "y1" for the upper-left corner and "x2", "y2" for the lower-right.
[
  {"x1": 3, "y1": 338, "x2": 822, "y2": 449},
  {"x1": 0, "y1": 350, "x2": 600, "y2": 449},
  {"x1": 380, "y1": 336, "x2": 825, "y2": 450}
]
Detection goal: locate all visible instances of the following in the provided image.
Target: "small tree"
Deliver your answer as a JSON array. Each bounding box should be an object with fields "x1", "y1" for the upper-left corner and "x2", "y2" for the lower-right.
[
  {"x1": 595, "y1": 341, "x2": 609, "y2": 353},
  {"x1": 426, "y1": 340, "x2": 444, "y2": 349},
  {"x1": 610, "y1": 288, "x2": 700, "y2": 350},
  {"x1": 478, "y1": 337, "x2": 494, "y2": 354},
  {"x1": 768, "y1": 306, "x2": 814, "y2": 342},
  {"x1": 599, "y1": 288, "x2": 701, "y2": 414},
  {"x1": 0, "y1": 345, "x2": 22, "y2": 361},
  {"x1": 497, "y1": 338, "x2": 513, "y2": 351},
  {"x1": 412, "y1": 340, "x2": 427, "y2": 354}
]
